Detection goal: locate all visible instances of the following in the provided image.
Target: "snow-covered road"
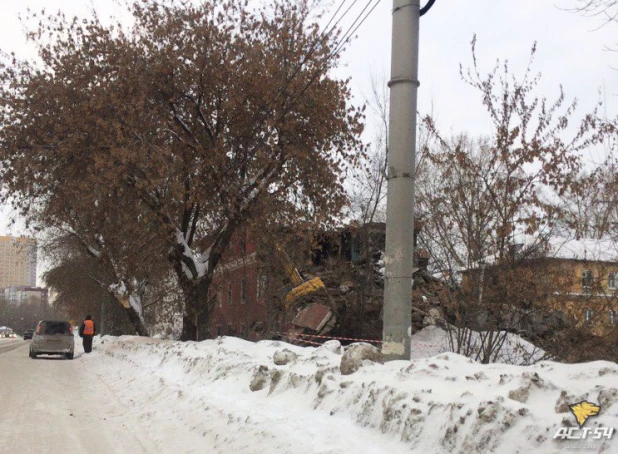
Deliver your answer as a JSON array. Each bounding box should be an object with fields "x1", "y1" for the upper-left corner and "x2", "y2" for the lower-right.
[
  {"x1": 0, "y1": 337, "x2": 410, "y2": 454},
  {"x1": 0, "y1": 339, "x2": 161, "y2": 453}
]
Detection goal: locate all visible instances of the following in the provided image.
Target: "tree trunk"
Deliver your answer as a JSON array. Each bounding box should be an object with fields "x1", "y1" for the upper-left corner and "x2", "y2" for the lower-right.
[
  {"x1": 178, "y1": 274, "x2": 214, "y2": 341},
  {"x1": 196, "y1": 278, "x2": 213, "y2": 341},
  {"x1": 124, "y1": 304, "x2": 149, "y2": 336},
  {"x1": 180, "y1": 285, "x2": 199, "y2": 341},
  {"x1": 112, "y1": 295, "x2": 149, "y2": 336},
  {"x1": 172, "y1": 222, "x2": 239, "y2": 341}
]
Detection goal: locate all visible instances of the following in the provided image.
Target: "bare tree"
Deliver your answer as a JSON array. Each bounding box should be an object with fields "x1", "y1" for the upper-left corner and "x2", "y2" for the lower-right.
[
  {"x1": 419, "y1": 37, "x2": 597, "y2": 363},
  {"x1": 347, "y1": 71, "x2": 389, "y2": 225},
  {"x1": 569, "y1": 0, "x2": 618, "y2": 23},
  {"x1": 565, "y1": 0, "x2": 618, "y2": 51},
  {"x1": 417, "y1": 134, "x2": 495, "y2": 279},
  {"x1": 558, "y1": 160, "x2": 618, "y2": 238}
]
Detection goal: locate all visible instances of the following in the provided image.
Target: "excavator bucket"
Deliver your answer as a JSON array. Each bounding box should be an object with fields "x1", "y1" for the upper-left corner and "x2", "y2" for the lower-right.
[{"x1": 284, "y1": 276, "x2": 325, "y2": 308}]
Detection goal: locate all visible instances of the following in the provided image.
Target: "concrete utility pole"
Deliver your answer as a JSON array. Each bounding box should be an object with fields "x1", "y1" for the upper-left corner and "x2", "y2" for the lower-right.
[{"x1": 382, "y1": 0, "x2": 422, "y2": 361}]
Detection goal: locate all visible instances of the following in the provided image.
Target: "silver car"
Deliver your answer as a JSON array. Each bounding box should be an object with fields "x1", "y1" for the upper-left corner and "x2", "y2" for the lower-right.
[{"x1": 29, "y1": 320, "x2": 75, "y2": 360}]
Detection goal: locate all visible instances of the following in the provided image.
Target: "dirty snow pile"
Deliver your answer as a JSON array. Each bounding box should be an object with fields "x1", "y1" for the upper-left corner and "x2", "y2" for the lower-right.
[{"x1": 83, "y1": 327, "x2": 618, "y2": 454}]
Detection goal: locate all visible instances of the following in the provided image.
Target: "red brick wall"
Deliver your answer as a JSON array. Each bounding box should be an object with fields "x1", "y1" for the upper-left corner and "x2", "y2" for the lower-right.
[{"x1": 209, "y1": 229, "x2": 267, "y2": 340}]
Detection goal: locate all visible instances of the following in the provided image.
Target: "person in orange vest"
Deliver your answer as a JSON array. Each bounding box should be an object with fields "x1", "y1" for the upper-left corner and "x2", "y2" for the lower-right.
[{"x1": 78, "y1": 315, "x2": 96, "y2": 353}]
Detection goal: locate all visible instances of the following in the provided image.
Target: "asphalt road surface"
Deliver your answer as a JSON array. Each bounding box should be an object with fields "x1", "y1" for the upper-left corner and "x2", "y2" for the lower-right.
[{"x1": 0, "y1": 339, "x2": 161, "y2": 454}]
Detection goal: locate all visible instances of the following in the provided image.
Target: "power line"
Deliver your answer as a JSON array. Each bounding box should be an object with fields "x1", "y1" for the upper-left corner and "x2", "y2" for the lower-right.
[
  {"x1": 282, "y1": 0, "x2": 382, "y2": 116},
  {"x1": 330, "y1": 0, "x2": 382, "y2": 59},
  {"x1": 240, "y1": 0, "x2": 382, "y2": 154},
  {"x1": 229, "y1": 0, "x2": 383, "y2": 208},
  {"x1": 270, "y1": 0, "x2": 361, "y2": 109},
  {"x1": 272, "y1": 0, "x2": 379, "y2": 111}
]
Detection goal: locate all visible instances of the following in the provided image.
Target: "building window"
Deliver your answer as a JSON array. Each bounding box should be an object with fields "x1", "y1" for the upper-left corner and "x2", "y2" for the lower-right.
[
  {"x1": 227, "y1": 283, "x2": 233, "y2": 305},
  {"x1": 217, "y1": 291, "x2": 223, "y2": 308},
  {"x1": 240, "y1": 323, "x2": 246, "y2": 337},
  {"x1": 216, "y1": 325, "x2": 222, "y2": 336},
  {"x1": 257, "y1": 275, "x2": 267, "y2": 298},
  {"x1": 581, "y1": 270, "x2": 593, "y2": 288},
  {"x1": 585, "y1": 309, "x2": 594, "y2": 323},
  {"x1": 239, "y1": 237, "x2": 246, "y2": 255},
  {"x1": 240, "y1": 278, "x2": 247, "y2": 304},
  {"x1": 227, "y1": 323, "x2": 233, "y2": 335},
  {"x1": 610, "y1": 310, "x2": 616, "y2": 326},
  {"x1": 609, "y1": 273, "x2": 617, "y2": 290}
]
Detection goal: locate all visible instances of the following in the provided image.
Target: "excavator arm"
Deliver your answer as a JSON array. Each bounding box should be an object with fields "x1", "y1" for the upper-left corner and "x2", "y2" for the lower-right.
[
  {"x1": 275, "y1": 243, "x2": 304, "y2": 287},
  {"x1": 274, "y1": 243, "x2": 325, "y2": 310}
]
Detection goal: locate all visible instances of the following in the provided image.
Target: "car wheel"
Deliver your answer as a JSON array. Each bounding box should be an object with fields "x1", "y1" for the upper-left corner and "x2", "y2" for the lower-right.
[
  {"x1": 66, "y1": 353, "x2": 74, "y2": 360},
  {"x1": 30, "y1": 351, "x2": 37, "y2": 359}
]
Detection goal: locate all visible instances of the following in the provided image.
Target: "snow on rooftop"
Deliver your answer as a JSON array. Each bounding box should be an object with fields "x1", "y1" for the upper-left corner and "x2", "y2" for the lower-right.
[
  {"x1": 547, "y1": 236, "x2": 618, "y2": 262},
  {"x1": 468, "y1": 236, "x2": 618, "y2": 270},
  {"x1": 80, "y1": 327, "x2": 618, "y2": 453}
]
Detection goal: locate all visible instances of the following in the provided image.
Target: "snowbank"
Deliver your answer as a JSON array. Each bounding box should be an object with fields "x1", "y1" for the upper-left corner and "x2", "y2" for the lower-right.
[
  {"x1": 84, "y1": 330, "x2": 618, "y2": 453},
  {"x1": 409, "y1": 325, "x2": 548, "y2": 365}
]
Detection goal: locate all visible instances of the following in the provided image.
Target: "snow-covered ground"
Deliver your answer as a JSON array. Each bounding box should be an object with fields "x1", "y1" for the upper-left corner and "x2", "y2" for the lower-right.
[{"x1": 82, "y1": 327, "x2": 618, "y2": 453}]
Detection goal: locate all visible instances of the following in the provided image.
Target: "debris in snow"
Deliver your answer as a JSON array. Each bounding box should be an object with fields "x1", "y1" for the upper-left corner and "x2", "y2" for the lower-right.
[
  {"x1": 318, "y1": 340, "x2": 342, "y2": 355},
  {"x1": 249, "y1": 365, "x2": 271, "y2": 392},
  {"x1": 340, "y1": 342, "x2": 383, "y2": 375},
  {"x1": 507, "y1": 372, "x2": 556, "y2": 403},
  {"x1": 291, "y1": 303, "x2": 334, "y2": 333},
  {"x1": 554, "y1": 390, "x2": 589, "y2": 414},
  {"x1": 273, "y1": 349, "x2": 298, "y2": 366},
  {"x1": 422, "y1": 307, "x2": 444, "y2": 327}
]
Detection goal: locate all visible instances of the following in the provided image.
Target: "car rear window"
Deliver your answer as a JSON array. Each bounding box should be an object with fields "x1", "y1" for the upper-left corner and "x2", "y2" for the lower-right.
[{"x1": 42, "y1": 322, "x2": 71, "y2": 335}]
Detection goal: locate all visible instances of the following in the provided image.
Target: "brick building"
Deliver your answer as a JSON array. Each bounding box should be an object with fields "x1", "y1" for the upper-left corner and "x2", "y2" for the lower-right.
[
  {"x1": 208, "y1": 222, "x2": 424, "y2": 342},
  {"x1": 209, "y1": 230, "x2": 268, "y2": 340}
]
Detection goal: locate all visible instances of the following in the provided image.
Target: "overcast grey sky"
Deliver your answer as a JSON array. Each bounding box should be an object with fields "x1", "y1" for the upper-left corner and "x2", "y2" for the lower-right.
[{"x1": 1, "y1": 0, "x2": 616, "y2": 235}]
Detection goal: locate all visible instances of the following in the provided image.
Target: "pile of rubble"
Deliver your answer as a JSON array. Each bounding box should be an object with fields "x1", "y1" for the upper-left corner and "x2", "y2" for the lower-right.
[{"x1": 284, "y1": 252, "x2": 453, "y2": 344}]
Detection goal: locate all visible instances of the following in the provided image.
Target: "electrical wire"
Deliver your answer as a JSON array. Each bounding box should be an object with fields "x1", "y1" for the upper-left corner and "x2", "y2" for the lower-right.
[
  {"x1": 249, "y1": 0, "x2": 381, "y2": 133},
  {"x1": 281, "y1": 0, "x2": 381, "y2": 114},
  {"x1": 420, "y1": 0, "x2": 437, "y2": 17},
  {"x1": 270, "y1": 0, "x2": 361, "y2": 108},
  {"x1": 329, "y1": 0, "x2": 382, "y2": 61},
  {"x1": 223, "y1": 0, "x2": 384, "y2": 195},
  {"x1": 275, "y1": 0, "x2": 377, "y2": 107}
]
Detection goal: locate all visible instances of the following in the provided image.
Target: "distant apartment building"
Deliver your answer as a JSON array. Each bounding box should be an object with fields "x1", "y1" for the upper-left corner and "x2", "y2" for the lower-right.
[
  {"x1": 461, "y1": 237, "x2": 618, "y2": 334},
  {"x1": 2, "y1": 286, "x2": 49, "y2": 305},
  {"x1": 0, "y1": 235, "x2": 37, "y2": 288}
]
